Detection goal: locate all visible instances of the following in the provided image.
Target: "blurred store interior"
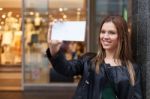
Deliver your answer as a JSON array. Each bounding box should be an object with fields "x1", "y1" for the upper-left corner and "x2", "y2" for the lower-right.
[{"x1": 0, "y1": 0, "x2": 87, "y2": 91}]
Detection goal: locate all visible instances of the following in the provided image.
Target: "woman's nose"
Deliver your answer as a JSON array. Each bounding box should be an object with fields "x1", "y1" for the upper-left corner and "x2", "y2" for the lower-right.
[{"x1": 103, "y1": 32, "x2": 109, "y2": 39}]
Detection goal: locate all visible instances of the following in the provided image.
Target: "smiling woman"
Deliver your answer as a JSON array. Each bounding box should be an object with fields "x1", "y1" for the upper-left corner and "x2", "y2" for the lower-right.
[
  {"x1": 46, "y1": 15, "x2": 143, "y2": 99},
  {"x1": 100, "y1": 22, "x2": 119, "y2": 53}
]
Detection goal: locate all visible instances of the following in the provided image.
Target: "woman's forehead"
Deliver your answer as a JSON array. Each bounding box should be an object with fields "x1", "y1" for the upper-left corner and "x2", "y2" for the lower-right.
[{"x1": 101, "y1": 22, "x2": 117, "y2": 31}]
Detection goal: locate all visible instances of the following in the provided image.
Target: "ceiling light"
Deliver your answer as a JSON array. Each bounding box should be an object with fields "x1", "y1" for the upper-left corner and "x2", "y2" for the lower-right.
[
  {"x1": 2, "y1": 15, "x2": 6, "y2": 19},
  {"x1": 63, "y1": 15, "x2": 67, "y2": 19},
  {"x1": 1, "y1": 21, "x2": 4, "y2": 25},
  {"x1": 29, "y1": 12, "x2": 34, "y2": 15},
  {"x1": 0, "y1": 8, "x2": 3, "y2": 11},
  {"x1": 59, "y1": 8, "x2": 63, "y2": 12},
  {"x1": 77, "y1": 8, "x2": 81, "y2": 11}
]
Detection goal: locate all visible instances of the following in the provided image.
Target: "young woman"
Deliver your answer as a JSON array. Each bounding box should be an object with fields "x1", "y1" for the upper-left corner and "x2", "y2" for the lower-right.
[{"x1": 46, "y1": 15, "x2": 143, "y2": 99}]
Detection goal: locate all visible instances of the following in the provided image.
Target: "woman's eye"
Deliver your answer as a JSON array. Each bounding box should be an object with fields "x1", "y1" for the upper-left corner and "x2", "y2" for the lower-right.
[
  {"x1": 109, "y1": 31, "x2": 116, "y2": 34},
  {"x1": 101, "y1": 30, "x2": 105, "y2": 34}
]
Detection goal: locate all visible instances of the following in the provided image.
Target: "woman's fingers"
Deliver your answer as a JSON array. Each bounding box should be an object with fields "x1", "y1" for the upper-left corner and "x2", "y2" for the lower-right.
[
  {"x1": 47, "y1": 23, "x2": 52, "y2": 43},
  {"x1": 48, "y1": 40, "x2": 62, "y2": 56},
  {"x1": 50, "y1": 40, "x2": 62, "y2": 45},
  {"x1": 47, "y1": 22, "x2": 63, "y2": 55}
]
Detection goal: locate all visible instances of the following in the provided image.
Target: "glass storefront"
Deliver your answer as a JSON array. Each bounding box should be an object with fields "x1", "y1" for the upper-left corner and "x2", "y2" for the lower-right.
[
  {"x1": 0, "y1": 2, "x2": 22, "y2": 65},
  {"x1": 23, "y1": 0, "x2": 87, "y2": 85},
  {"x1": 0, "y1": 0, "x2": 22, "y2": 90},
  {"x1": 0, "y1": 0, "x2": 131, "y2": 90},
  {"x1": 23, "y1": 0, "x2": 49, "y2": 84}
]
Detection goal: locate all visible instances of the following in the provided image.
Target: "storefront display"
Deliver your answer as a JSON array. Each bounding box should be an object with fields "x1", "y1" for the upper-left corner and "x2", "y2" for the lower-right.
[
  {"x1": 0, "y1": 1, "x2": 22, "y2": 90},
  {"x1": 34, "y1": 12, "x2": 42, "y2": 30},
  {"x1": 0, "y1": 11, "x2": 22, "y2": 64}
]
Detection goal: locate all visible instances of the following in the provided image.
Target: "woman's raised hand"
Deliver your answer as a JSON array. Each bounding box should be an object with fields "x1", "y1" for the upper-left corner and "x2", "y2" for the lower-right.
[{"x1": 47, "y1": 23, "x2": 62, "y2": 56}]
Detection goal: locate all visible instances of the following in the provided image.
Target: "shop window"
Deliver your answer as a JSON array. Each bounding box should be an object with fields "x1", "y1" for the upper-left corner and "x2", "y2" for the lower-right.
[
  {"x1": 0, "y1": 0, "x2": 22, "y2": 91},
  {"x1": 0, "y1": 8, "x2": 22, "y2": 65},
  {"x1": 23, "y1": 0, "x2": 87, "y2": 84}
]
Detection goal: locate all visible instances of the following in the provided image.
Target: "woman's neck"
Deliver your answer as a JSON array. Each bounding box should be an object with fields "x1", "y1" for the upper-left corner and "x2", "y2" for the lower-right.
[
  {"x1": 104, "y1": 50, "x2": 121, "y2": 66},
  {"x1": 105, "y1": 50, "x2": 115, "y2": 59}
]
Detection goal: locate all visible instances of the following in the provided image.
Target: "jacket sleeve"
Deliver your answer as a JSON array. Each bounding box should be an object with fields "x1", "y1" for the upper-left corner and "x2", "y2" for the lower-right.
[
  {"x1": 133, "y1": 65, "x2": 143, "y2": 99},
  {"x1": 46, "y1": 48, "x2": 88, "y2": 77}
]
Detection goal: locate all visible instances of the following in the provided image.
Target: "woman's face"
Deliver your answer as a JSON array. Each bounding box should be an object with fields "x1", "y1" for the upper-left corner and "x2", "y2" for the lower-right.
[{"x1": 100, "y1": 22, "x2": 119, "y2": 52}]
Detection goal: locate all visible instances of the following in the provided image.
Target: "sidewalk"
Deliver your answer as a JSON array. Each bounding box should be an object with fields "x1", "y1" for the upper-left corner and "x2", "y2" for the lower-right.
[{"x1": 0, "y1": 90, "x2": 74, "y2": 99}]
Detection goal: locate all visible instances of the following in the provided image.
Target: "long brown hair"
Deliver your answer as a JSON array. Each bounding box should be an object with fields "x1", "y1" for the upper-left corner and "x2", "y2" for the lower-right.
[{"x1": 93, "y1": 15, "x2": 135, "y2": 86}]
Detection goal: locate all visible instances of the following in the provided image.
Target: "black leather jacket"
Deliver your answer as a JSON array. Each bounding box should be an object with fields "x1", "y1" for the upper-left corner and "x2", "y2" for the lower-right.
[{"x1": 46, "y1": 49, "x2": 143, "y2": 99}]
